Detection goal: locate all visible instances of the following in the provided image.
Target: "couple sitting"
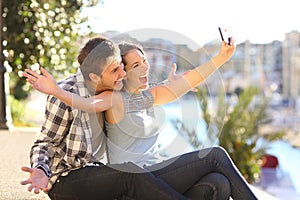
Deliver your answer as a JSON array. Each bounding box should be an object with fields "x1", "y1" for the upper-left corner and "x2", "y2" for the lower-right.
[{"x1": 21, "y1": 35, "x2": 258, "y2": 200}]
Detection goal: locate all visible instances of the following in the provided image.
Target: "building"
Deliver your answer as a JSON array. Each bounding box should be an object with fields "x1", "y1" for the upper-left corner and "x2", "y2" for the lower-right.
[{"x1": 282, "y1": 31, "x2": 300, "y2": 108}]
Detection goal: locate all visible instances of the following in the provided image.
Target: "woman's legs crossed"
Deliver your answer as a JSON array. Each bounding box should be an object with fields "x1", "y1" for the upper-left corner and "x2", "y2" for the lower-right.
[{"x1": 146, "y1": 146, "x2": 258, "y2": 200}]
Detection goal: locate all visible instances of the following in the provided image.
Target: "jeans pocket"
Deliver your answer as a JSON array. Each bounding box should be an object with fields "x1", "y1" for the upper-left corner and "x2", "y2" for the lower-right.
[{"x1": 49, "y1": 178, "x2": 79, "y2": 200}]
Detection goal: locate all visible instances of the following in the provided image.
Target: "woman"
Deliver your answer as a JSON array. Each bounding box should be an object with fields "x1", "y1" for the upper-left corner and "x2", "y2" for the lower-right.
[{"x1": 23, "y1": 38, "x2": 258, "y2": 199}]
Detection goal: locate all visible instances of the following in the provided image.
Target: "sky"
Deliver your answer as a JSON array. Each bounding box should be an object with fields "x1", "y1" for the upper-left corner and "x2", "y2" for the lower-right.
[{"x1": 81, "y1": 0, "x2": 300, "y2": 48}]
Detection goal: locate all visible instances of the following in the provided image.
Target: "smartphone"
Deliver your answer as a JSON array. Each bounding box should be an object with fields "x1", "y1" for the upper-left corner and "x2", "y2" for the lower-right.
[
  {"x1": 218, "y1": 27, "x2": 225, "y2": 41},
  {"x1": 218, "y1": 27, "x2": 231, "y2": 45}
]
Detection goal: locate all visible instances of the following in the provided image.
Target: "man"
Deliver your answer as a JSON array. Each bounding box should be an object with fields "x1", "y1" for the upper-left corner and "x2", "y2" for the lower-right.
[{"x1": 20, "y1": 36, "x2": 188, "y2": 200}]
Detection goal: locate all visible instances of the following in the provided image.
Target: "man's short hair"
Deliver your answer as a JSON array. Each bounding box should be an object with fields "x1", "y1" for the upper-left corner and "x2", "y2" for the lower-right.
[{"x1": 78, "y1": 36, "x2": 120, "y2": 81}]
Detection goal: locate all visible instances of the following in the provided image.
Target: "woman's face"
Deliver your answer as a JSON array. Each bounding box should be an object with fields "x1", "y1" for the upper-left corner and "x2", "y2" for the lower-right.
[{"x1": 123, "y1": 49, "x2": 150, "y2": 92}]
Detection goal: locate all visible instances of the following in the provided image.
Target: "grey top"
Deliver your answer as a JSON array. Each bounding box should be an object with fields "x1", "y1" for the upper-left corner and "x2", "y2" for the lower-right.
[
  {"x1": 105, "y1": 90, "x2": 165, "y2": 167},
  {"x1": 89, "y1": 112, "x2": 107, "y2": 162}
]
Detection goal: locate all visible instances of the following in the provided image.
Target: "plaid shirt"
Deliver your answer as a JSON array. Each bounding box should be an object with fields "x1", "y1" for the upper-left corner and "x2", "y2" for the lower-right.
[{"x1": 30, "y1": 68, "x2": 106, "y2": 190}]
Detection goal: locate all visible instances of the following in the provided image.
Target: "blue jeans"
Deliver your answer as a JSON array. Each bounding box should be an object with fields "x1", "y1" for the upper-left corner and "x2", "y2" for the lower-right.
[
  {"x1": 183, "y1": 172, "x2": 231, "y2": 199},
  {"x1": 122, "y1": 172, "x2": 231, "y2": 200},
  {"x1": 146, "y1": 146, "x2": 258, "y2": 200},
  {"x1": 48, "y1": 147, "x2": 257, "y2": 200},
  {"x1": 48, "y1": 162, "x2": 187, "y2": 200}
]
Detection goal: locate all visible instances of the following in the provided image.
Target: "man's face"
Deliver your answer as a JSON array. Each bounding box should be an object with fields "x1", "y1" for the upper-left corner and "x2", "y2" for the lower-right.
[{"x1": 96, "y1": 57, "x2": 126, "y2": 92}]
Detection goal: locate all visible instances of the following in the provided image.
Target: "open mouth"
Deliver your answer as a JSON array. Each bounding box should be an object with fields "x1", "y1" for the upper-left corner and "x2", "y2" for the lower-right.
[{"x1": 139, "y1": 75, "x2": 148, "y2": 84}]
